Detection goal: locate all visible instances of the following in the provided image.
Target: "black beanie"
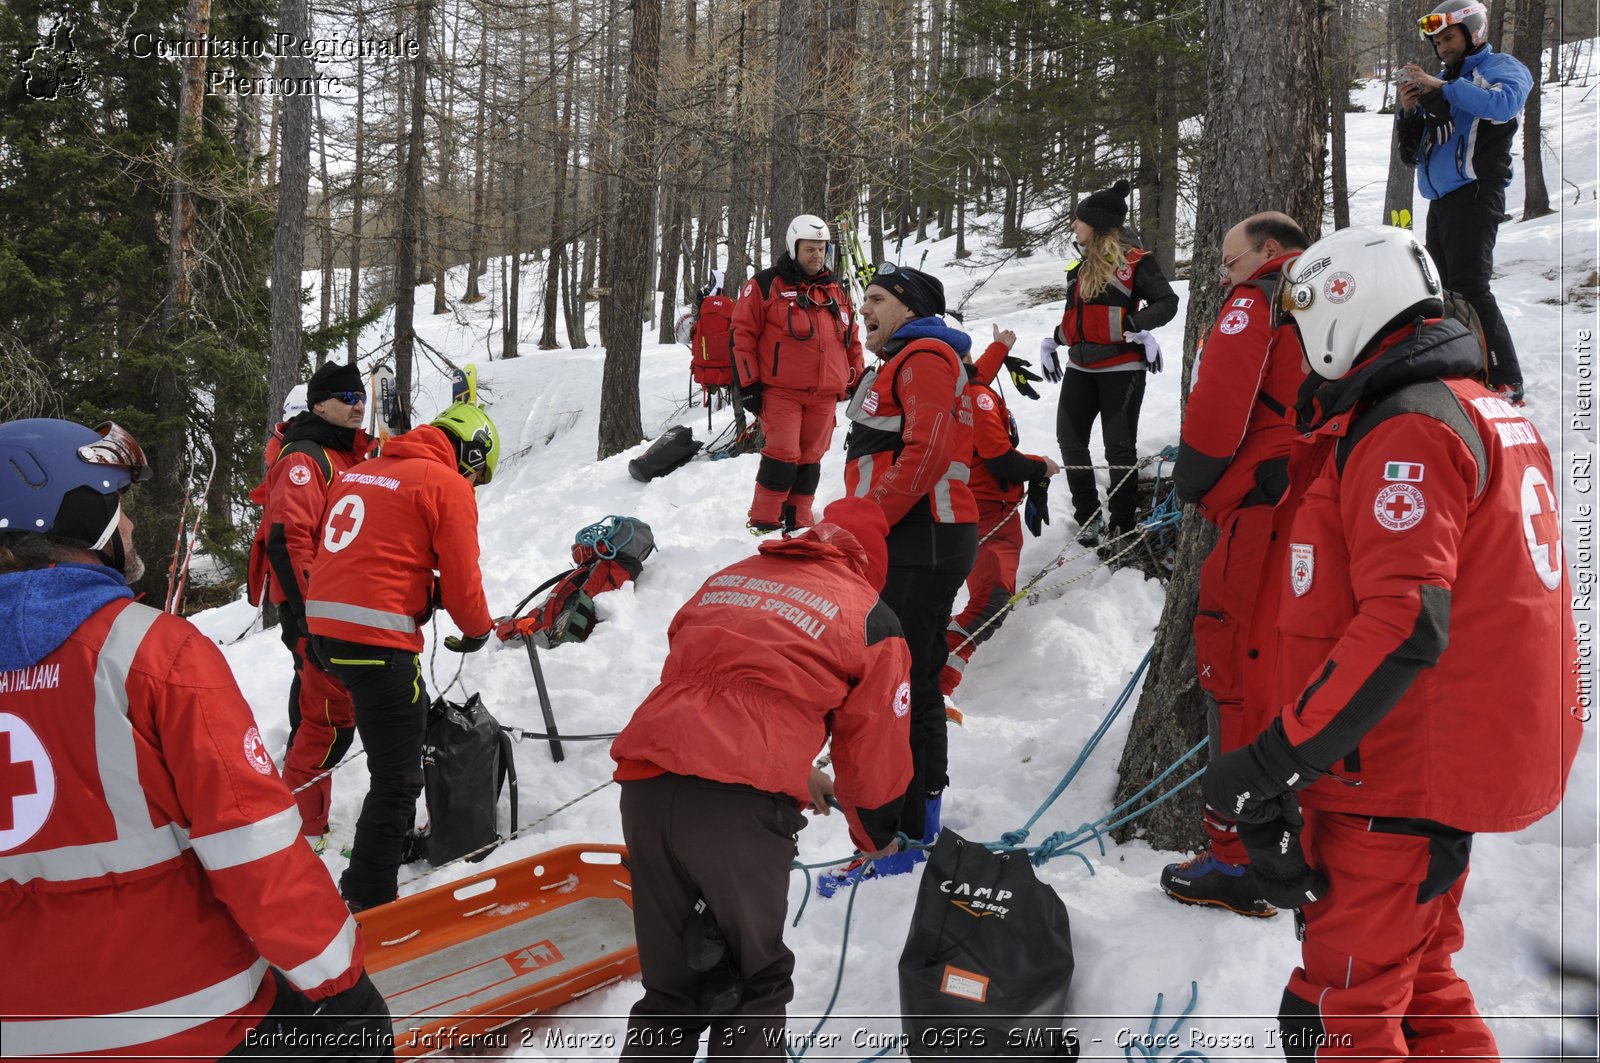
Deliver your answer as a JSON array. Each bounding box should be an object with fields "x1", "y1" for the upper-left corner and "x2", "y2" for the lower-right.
[
  {"x1": 867, "y1": 265, "x2": 945, "y2": 319},
  {"x1": 306, "y1": 360, "x2": 365, "y2": 404},
  {"x1": 1075, "y1": 179, "x2": 1131, "y2": 232}
]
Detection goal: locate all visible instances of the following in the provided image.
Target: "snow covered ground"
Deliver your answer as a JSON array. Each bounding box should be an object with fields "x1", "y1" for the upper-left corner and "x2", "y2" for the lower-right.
[{"x1": 191, "y1": 67, "x2": 1599, "y2": 1059}]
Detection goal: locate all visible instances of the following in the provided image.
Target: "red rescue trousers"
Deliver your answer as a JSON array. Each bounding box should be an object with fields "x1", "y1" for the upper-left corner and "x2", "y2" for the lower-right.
[
  {"x1": 1279, "y1": 810, "x2": 1489, "y2": 1061},
  {"x1": 1193, "y1": 503, "x2": 1281, "y2": 864},
  {"x1": 941, "y1": 503, "x2": 1023, "y2": 697},
  {"x1": 283, "y1": 634, "x2": 356, "y2": 836},
  {"x1": 749, "y1": 387, "x2": 836, "y2": 528}
]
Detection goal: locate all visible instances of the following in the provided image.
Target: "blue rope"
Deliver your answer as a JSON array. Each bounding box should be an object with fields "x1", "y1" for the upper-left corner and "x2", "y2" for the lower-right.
[
  {"x1": 574, "y1": 515, "x2": 636, "y2": 558},
  {"x1": 1123, "y1": 982, "x2": 1211, "y2": 1063},
  {"x1": 1000, "y1": 648, "x2": 1154, "y2": 848}
]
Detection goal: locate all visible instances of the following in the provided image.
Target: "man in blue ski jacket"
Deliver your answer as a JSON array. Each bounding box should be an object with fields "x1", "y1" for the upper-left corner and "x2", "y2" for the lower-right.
[{"x1": 1396, "y1": 0, "x2": 1532, "y2": 403}]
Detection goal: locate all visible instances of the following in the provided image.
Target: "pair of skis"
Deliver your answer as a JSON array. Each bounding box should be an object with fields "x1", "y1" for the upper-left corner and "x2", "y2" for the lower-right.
[{"x1": 364, "y1": 361, "x2": 478, "y2": 443}]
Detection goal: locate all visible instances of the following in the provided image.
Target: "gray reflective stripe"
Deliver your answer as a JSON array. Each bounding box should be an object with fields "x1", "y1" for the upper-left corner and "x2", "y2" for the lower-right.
[
  {"x1": 95, "y1": 604, "x2": 160, "y2": 835},
  {"x1": 306, "y1": 599, "x2": 417, "y2": 633},
  {"x1": 946, "y1": 620, "x2": 970, "y2": 638},
  {"x1": 0, "y1": 957, "x2": 268, "y2": 1055},
  {"x1": 0, "y1": 821, "x2": 187, "y2": 884},
  {"x1": 851, "y1": 454, "x2": 875, "y2": 498},
  {"x1": 947, "y1": 654, "x2": 969, "y2": 676},
  {"x1": 849, "y1": 411, "x2": 904, "y2": 431},
  {"x1": 933, "y1": 480, "x2": 955, "y2": 522},
  {"x1": 946, "y1": 461, "x2": 970, "y2": 483},
  {"x1": 283, "y1": 917, "x2": 360, "y2": 992},
  {"x1": 190, "y1": 806, "x2": 300, "y2": 871}
]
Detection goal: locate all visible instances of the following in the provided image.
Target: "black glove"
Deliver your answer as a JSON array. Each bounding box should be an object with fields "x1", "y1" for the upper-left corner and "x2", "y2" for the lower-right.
[
  {"x1": 1004, "y1": 356, "x2": 1043, "y2": 400},
  {"x1": 1024, "y1": 478, "x2": 1051, "y2": 538},
  {"x1": 738, "y1": 381, "x2": 764, "y2": 416},
  {"x1": 314, "y1": 970, "x2": 395, "y2": 1061},
  {"x1": 1236, "y1": 800, "x2": 1329, "y2": 910},
  {"x1": 1201, "y1": 719, "x2": 1323, "y2": 826},
  {"x1": 444, "y1": 629, "x2": 492, "y2": 653}
]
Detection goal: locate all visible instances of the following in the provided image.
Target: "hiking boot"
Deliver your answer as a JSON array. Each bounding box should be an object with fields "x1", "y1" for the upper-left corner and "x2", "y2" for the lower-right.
[
  {"x1": 1160, "y1": 851, "x2": 1277, "y2": 917},
  {"x1": 1494, "y1": 380, "x2": 1526, "y2": 406},
  {"x1": 1075, "y1": 513, "x2": 1105, "y2": 548}
]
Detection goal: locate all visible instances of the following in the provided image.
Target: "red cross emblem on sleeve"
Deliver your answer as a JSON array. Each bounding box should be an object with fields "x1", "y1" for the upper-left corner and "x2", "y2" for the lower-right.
[
  {"x1": 1521, "y1": 466, "x2": 1563, "y2": 591},
  {"x1": 322, "y1": 495, "x2": 366, "y2": 553},
  {"x1": 1374, "y1": 483, "x2": 1426, "y2": 531}
]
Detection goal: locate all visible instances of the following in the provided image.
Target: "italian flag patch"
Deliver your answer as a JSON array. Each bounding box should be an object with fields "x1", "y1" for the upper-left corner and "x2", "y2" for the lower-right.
[{"x1": 1384, "y1": 462, "x2": 1424, "y2": 482}]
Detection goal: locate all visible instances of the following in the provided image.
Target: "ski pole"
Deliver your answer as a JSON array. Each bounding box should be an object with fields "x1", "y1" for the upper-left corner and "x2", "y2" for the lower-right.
[{"x1": 523, "y1": 637, "x2": 565, "y2": 763}]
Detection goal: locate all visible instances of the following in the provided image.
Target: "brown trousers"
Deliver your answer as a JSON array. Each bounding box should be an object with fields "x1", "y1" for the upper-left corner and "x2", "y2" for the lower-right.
[{"x1": 619, "y1": 773, "x2": 807, "y2": 1060}]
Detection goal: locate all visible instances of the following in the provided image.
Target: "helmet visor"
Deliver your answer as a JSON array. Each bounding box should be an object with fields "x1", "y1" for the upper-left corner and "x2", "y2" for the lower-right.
[{"x1": 78, "y1": 422, "x2": 153, "y2": 484}]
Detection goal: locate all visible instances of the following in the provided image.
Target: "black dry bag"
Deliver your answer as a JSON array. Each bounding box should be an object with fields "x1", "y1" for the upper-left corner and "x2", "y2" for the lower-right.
[
  {"x1": 423, "y1": 693, "x2": 518, "y2": 865},
  {"x1": 629, "y1": 425, "x2": 703, "y2": 482},
  {"x1": 898, "y1": 830, "x2": 1078, "y2": 1060}
]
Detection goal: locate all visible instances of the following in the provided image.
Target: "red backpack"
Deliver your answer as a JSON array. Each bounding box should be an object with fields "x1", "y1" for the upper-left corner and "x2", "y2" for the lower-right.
[{"x1": 688, "y1": 294, "x2": 736, "y2": 389}]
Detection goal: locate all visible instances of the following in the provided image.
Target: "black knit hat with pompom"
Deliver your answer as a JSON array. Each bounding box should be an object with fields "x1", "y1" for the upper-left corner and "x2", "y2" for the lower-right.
[{"x1": 1075, "y1": 179, "x2": 1132, "y2": 232}]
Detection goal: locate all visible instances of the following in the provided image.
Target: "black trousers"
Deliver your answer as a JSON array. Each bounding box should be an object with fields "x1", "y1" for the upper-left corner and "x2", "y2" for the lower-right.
[
  {"x1": 619, "y1": 774, "x2": 806, "y2": 1060},
  {"x1": 1056, "y1": 368, "x2": 1147, "y2": 531},
  {"x1": 1424, "y1": 182, "x2": 1521, "y2": 386},
  {"x1": 281, "y1": 618, "x2": 303, "y2": 743},
  {"x1": 317, "y1": 637, "x2": 429, "y2": 908},
  {"x1": 881, "y1": 521, "x2": 979, "y2": 840}
]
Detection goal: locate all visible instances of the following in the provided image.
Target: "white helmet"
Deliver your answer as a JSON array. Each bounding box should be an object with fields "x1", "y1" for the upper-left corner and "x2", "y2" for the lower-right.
[
  {"x1": 1281, "y1": 225, "x2": 1444, "y2": 380},
  {"x1": 1419, "y1": 0, "x2": 1489, "y2": 47},
  {"x1": 283, "y1": 383, "x2": 309, "y2": 419},
  {"x1": 785, "y1": 214, "x2": 831, "y2": 260}
]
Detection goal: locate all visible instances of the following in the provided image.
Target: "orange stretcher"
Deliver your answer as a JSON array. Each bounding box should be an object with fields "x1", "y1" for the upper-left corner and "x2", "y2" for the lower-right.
[{"x1": 355, "y1": 844, "x2": 640, "y2": 1057}]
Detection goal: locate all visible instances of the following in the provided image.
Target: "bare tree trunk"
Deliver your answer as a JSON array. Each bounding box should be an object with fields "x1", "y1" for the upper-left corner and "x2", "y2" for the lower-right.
[
  {"x1": 1112, "y1": 0, "x2": 1330, "y2": 853},
  {"x1": 768, "y1": 0, "x2": 808, "y2": 258},
  {"x1": 316, "y1": 92, "x2": 335, "y2": 333},
  {"x1": 164, "y1": 0, "x2": 210, "y2": 327},
  {"x1": 1329, "y1": 0, "x2": 1352, "y2": 230},
  {"x1": 1515, "y1": 0, "x2": 1553, "y2": 218},
  {"x1": 464, "y1": 24, "x2": 489, "y2": 303},
  {"x1": 391, "y1": 0, "x2": 432, "y2": 417},
  {"x1": 347, "y1": 3, "x2": 366, "y2": 364},
  {"x1": 597, "y1": 0, "x2": 661, "y2": 459},
  {"x1": 269, "y1": 0, "x2": 313, "y2": 429},
  {"x1": 1382, "y1": 0, "x2": 1431, "y2": 227}
]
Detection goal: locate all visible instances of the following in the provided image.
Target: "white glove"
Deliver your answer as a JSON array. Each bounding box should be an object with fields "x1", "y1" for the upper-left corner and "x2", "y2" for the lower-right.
[
  {"x1": 1128, "y1": 329, "x2": 1163, "y2": 374},
  {"x1": 1038, "y1": 336, "x2": 1062, "y2": 383}
]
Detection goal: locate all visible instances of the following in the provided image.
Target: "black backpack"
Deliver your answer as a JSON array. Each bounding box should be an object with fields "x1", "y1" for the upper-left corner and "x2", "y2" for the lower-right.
[
  {"x1": 422, "y1": 694, "x2": 518, "y2": 864},
  {"x1": 898, "y1": 831, "x2": 1078, "y2": 1060}
]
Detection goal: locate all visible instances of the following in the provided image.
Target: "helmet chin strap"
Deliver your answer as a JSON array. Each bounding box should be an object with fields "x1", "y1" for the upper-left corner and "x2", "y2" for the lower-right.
[{"x1": 90, "y1": 499, "x2": 133, "y2": 578}]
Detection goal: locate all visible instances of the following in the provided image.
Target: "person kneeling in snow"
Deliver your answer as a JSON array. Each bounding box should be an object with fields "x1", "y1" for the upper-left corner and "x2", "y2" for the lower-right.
[{"x1": 611, "y1": 498, "x2": 911, "y2": 1059}]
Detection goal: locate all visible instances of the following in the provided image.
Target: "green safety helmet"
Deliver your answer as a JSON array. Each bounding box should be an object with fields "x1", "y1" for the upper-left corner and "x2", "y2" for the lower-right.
[{"x1": 431, "y1": 403, "x2": 500, "y2": 484}]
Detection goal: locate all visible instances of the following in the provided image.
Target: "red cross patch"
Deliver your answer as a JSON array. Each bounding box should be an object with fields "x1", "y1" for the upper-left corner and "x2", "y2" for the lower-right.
[
  {"x1": 1520, "y1": 465, "x2": 1562, "y2": 590},
  {"x1": 0, "y1": 714, "x2": 55, "y2": 851},
  {"x1": 1325, "y1": 272, "x2": 1356, "y2": 304},
  {"x1": 1373, "y1": 483, "x2": 1426, "y2": 532},
  {"x1": 322, "y1": 495, "x2": 366, "y2": 553}
]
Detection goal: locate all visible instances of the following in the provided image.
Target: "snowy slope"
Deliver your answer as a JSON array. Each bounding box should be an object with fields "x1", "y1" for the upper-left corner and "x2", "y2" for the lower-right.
[{"x1": 191, "y1": 70, "x2": 1600, "y2": 1059}]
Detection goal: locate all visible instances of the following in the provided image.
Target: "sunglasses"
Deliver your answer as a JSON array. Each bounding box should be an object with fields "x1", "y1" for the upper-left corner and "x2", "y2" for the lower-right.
[
  {"x1": 1215, "y1": 241, "x2": 1266, "y2": 283},
  {"x1": 1417, "y1": 3, "x2": 1483, "y2": 37},
  {"x1": 331, "y1": 390, "x2": 367, "y2": 406},
  {"x1": 77, "y1": 421, "x2": 154, "y2": 483}
]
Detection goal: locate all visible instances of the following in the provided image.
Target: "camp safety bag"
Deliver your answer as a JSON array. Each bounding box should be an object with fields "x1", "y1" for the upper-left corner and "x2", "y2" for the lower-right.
[
  {"x1": 495, "y1": 516, "x2": 656, "y2": 648},
  {"x1": 898, "y1": 830, "x2": 1078, "y2": 1060},
  {"x1": 629, "y1": 425, "x2": 703, "y2": 482},
  {"x1": 423, "y1": 693, "x2": 518, "y2": 865}
]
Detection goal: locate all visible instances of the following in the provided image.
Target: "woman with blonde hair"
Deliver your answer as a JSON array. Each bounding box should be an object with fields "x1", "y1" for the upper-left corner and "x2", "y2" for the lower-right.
[{"x1": 1039, "y1": 179, "x2": 1178, "y2": 546}]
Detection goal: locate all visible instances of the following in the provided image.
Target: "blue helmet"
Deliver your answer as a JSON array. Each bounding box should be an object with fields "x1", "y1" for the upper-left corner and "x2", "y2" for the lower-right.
[{"x1": 0, "y1": 419, "x2": 152, "y2": 549}]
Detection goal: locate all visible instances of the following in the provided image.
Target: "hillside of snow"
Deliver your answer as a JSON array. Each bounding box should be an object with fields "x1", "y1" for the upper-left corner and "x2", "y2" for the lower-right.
[{"x1": 191, "y1": 70, "x2": 1599, "y2": 1059}]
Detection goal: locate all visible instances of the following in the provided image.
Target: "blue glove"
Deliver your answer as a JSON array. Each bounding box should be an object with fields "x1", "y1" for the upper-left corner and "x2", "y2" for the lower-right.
[{"x1": 1038, "y1": 337, "x2": 1062, "y2": 383}]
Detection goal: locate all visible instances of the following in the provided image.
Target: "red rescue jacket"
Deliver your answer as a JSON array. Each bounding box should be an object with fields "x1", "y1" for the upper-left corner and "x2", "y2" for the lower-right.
[
  {"x1": 689, "y1": 293, "x2": 737, "y2": 389},
  {"x1": 305, "y1": 425, "x2": 492, "y2": 652},
  {"x1": 844, "y1": 330, "x2": 978, "y2": 527},
  {"x1": 611, "y1": 526, "x2": 913, "y2": 851},
  {"x1": 1176, "y1": 254, "x2": 1306, "y2": 525},
  {"x1": 963, "y1": 341, "x2": 1050, "y2": 507},
  {"x1": 247, "y1": 414, "x2": 372, "y2": 610},
  {"x1": 731, "y1": 255, "x2": 864, "y2": 397},
  {"x1": 1267, "y1": 320, "x2": 1580, "y2": 831},
  {"x1": 0, "y1": 579, "x2": 364, "y2": 1059}
]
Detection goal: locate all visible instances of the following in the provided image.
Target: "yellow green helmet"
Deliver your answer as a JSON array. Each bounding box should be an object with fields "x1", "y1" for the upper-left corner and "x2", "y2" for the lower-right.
[{"x1": 431, "y1": 403, "x2": 499, "y2": 484}]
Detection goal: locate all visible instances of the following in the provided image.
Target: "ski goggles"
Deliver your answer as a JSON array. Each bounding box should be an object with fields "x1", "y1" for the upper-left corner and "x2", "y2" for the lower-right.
[
  {"x1": 1417, "y1": 3, "x2": 1484, "y2": 37},
  {"x1": 78, "y1": 422, "x2": 153, "y2": 483},
  {"x1": 870, "y1": 262, "x2": 903, "y2": 283},
  {"x1": 330, "y1": 390, "x2": 367, "y2": 406}
]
